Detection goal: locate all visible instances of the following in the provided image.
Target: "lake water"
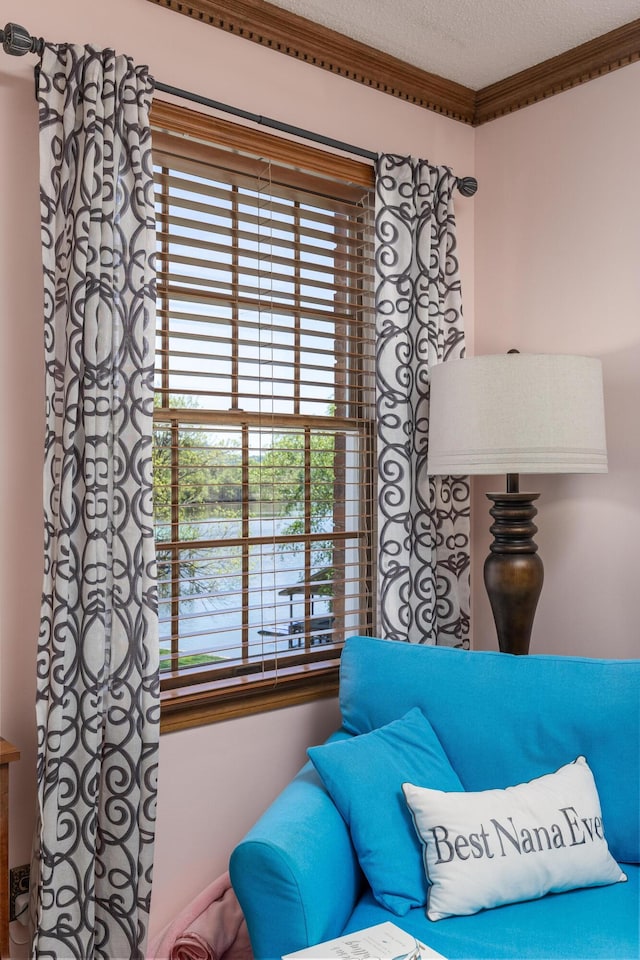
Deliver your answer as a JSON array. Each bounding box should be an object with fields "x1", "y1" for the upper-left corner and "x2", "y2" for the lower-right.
[{"x1": 157, "y1": 514, "x2": 335, "y2": 663}]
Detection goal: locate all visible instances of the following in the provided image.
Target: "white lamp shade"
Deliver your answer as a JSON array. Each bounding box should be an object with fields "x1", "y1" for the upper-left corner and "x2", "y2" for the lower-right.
[{"x1": 427, "y1": 353, "x2": 608, "y2": 476}]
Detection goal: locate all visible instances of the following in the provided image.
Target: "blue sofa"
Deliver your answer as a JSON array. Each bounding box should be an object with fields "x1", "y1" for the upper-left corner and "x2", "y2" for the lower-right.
[{"x1": 230, "y1": 636, "x2": 639, "y2": 960}]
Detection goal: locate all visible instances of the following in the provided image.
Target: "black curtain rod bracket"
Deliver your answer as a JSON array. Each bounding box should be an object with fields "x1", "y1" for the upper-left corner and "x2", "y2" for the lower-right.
[{"x1": 1, "y1": 21, "x2": 478, "y2": 198}]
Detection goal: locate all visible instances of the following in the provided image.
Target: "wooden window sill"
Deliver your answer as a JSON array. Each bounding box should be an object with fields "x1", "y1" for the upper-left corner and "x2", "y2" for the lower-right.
[{"x1": 159, "y1": 660, "x2": 340, "y2": 733}]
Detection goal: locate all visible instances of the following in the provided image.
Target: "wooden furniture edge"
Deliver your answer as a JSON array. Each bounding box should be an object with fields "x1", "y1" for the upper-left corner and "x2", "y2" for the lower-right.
[
  {"x1": 0, "y1": 739, "x2": 20, "y2": 960},
  {"x1": 144, "y1": 0, "x2": 640, "y2": 127},
  {"x1": 0, "y1": 742, "x2": 19, "y2": 767}
]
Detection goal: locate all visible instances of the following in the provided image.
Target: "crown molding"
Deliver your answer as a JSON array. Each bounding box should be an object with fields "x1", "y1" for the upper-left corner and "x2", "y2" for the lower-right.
[
  {"x1": 145, "y1": 0, "x2": 475, "y2": 123},
  {"x1": 145, "y1": 0, "x2": 640, "y2": 127},
  {"x1": 474, "y1": 17, "x2": 640, "y2": 124}
]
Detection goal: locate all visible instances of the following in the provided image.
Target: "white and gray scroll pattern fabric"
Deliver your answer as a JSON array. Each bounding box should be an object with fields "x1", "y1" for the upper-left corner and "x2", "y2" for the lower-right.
[
  {"x1": 375, "y1": 155, "x2": 470, "y2": 647},
  {"x1": 34, "y1": 44, "x2": 159, "y2": 959}
]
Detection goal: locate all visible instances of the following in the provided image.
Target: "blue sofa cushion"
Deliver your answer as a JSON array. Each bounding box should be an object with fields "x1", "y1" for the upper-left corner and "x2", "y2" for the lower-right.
[
  {"x1": 308, "y1": 708, "x2": 463, "y2": 915},
  {"x1": 344, "y1": 865, "x2": 639, "y2": 960},
  {"x1": 340, "y1": 637, "x2": 640, "y2": 864}
]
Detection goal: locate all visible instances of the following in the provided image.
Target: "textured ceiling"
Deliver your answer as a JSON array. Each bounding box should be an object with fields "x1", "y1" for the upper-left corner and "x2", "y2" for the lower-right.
[{"x1": 267, "y1": 0, "x2": 640, "y2": 89}]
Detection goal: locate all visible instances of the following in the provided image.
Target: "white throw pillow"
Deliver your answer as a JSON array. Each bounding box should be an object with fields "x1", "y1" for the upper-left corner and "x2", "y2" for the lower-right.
[{"x1": 403, "y1": 756, "x2": 627, "y2": 921}]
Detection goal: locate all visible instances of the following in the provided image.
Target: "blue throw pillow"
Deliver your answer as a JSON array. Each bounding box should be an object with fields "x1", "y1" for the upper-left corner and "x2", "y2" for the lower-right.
[{"x1": 308, "y1": 707, "x2": 464, "y2": 915}]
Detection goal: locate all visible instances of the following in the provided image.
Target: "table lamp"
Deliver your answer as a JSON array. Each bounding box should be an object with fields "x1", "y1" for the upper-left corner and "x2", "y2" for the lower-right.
[{"x1": 427, "y1": 353, "x2": 607, "y2": 655}]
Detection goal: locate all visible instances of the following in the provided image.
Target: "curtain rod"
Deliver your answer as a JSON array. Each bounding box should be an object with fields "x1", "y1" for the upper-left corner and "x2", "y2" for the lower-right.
[{"x1": 0, "y1": 20, "x2": 478, "y2": 197}]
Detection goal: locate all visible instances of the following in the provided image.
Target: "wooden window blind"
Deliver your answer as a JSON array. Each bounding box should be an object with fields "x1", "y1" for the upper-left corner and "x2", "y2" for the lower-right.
[{"x1": 151, "y1": 102, "x2": 376, "y2": 730}]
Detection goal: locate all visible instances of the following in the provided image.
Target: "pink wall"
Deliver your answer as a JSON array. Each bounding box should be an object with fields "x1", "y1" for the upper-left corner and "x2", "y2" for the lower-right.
[
  {"x1": 474, "y1": 62, "x2": 640, "y2": 659},
  {"x1": 3, "y1": 0, "x2": 638, "y2": 945},
  {"x1": 0, "y1": 0, "x2": 474, "y2": 943}
]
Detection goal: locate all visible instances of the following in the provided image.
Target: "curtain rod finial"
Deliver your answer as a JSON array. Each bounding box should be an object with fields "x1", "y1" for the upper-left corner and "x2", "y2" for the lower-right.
[
  {"x1": 456, "y1": 176, "x2": 478, "y2": 197},
  {"x1": 1, "y1": 22, "x2": 43, "y2": 56}
]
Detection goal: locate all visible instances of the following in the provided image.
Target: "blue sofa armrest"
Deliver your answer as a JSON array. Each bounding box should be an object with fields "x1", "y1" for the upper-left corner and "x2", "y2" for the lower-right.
[{"x1": 230, "y1": 753, "x2": 363, "y2": 960}]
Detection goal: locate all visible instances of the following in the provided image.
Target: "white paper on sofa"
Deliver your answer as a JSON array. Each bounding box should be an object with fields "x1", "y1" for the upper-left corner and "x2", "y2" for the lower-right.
[{"x1": 282, "y1": 921, "x2": 447, "y2": 960}]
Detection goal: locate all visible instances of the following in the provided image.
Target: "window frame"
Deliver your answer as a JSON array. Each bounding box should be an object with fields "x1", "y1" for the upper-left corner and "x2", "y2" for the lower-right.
[{"x1": 150, "y1": 100, "x2": 377, "y2": 732}]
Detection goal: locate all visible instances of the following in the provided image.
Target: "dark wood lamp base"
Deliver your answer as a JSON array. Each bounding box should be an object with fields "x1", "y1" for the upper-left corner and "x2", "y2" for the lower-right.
[{"x1": 483, "y1": 488, "x2": 544, "y2": 655}]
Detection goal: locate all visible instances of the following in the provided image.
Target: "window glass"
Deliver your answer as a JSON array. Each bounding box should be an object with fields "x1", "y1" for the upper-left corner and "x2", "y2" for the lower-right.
[{"x1": 151, "y1": 106, "x2": 376, "y2": 726}]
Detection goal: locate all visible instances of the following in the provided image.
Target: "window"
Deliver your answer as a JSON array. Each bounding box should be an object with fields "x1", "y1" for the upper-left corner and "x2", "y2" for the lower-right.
[{"x1": 151, "y1": 102, "x2": 376, "y2": 730}]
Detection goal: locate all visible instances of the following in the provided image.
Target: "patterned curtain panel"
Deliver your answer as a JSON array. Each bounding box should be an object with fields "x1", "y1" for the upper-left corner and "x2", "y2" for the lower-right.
[
  {"x1": 34, "y1": 44, "x2": 159, "y2": 959},
  {"x1": 375, "y1": 155, "x2": 470, "y2": 647}
]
